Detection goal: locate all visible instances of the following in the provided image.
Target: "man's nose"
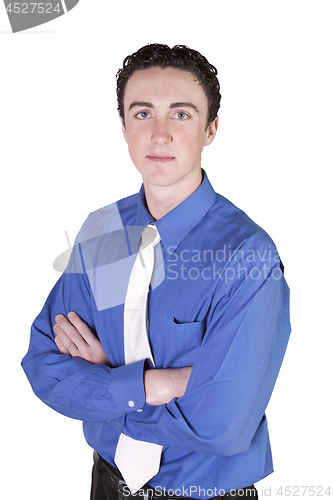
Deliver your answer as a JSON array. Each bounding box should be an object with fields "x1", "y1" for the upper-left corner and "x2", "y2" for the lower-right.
[{"x1": 151, "y1": 118, "x2": 172, "y2": 145}]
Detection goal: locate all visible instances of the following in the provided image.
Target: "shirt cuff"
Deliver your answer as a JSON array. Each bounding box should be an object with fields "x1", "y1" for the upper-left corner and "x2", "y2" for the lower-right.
[{"x1": 108, "y1": 359, "x2": 146, "y2": 413}]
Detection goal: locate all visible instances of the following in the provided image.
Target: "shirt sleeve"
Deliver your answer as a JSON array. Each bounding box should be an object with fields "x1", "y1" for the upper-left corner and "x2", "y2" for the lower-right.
[
  {"x1": 108, "y1": 237, "x2": 291, "y2": 456},
  {"x1": 21, "y1": 242, "x2": 146, "y2": 422}
]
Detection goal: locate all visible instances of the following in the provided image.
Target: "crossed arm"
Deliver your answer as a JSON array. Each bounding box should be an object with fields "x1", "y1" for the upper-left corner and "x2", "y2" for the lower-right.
[{"x1": 53, "y1": 312, "x2": 192, "y2": 407}]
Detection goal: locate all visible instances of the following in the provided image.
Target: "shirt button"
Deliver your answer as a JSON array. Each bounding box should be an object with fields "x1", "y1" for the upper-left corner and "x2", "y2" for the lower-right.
[{"x1": 128, "y1": 400, "x2": 135, "y2": 407}]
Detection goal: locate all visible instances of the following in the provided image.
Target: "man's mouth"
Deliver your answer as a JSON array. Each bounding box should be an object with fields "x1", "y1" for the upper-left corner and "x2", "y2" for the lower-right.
[{"x1": 147, "y1": 155, "x2": 175, "y2": 163}]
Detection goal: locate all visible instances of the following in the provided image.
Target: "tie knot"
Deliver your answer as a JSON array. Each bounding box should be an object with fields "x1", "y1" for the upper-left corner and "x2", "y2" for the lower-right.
[{"x1": 141, "y1": 225, "x2": 161, "y2": 250}]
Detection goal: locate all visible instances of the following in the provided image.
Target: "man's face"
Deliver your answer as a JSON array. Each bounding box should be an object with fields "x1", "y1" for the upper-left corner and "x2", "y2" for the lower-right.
[{"x1": 121, "y1": 67, "x2": 218, "y2": 191}]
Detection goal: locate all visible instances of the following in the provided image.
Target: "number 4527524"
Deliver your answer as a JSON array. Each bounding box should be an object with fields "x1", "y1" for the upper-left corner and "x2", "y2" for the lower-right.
[
  {"x1": 277, "y1": 486, "x2": 331, "y2": 496},
  {"x1": 6, "y1": 3, "x2": 62, "y2": 14}
]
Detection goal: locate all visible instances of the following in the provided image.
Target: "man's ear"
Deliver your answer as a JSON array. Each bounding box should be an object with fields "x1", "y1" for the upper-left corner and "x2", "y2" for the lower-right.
[
  {"x1": 120, "y1": 116, "x2": 128, "y2": 143},
  {"x1": 204, "y1": 116, "x2": 219, "y2": 147}
]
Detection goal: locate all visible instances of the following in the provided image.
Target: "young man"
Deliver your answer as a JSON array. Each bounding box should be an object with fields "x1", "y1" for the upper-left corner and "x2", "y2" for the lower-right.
[{"x1": 22, "y1": 44, "x2": 291, "y2": 500}]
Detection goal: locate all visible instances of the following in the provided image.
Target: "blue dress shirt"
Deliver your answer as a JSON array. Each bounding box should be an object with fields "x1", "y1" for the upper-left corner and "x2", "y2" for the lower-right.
[{"x1": 22, "y1": 171, "x2": 291, "y2": 498}]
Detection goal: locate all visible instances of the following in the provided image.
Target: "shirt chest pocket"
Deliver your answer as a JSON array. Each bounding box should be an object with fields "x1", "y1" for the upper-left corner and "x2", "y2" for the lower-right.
[{"x1": 160, "y1": 316, "x2": 206, "y2": 367}]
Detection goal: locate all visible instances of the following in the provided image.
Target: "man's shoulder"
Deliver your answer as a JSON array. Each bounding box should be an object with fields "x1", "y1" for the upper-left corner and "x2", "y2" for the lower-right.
[
  {"x1": 211, "y1": 192, "x2": 277, "y2": 255},
  {"x1": 75, "y1": 192, "x2": 139, "y2": 244}
]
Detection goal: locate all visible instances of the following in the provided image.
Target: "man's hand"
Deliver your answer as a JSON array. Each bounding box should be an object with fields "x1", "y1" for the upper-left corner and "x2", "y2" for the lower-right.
[
  {"x1": 53, "y1": 313, "x2": 191, "y2": 405},
  {"x1": 53, "y1": 312, "x2": 111, "y2": 366},
  {"x1": 144, "y1": 366, "x2": 192, "y2": 406}
]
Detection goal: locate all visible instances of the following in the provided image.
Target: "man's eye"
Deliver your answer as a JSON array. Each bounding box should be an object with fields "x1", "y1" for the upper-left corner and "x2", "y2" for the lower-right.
[
  {"x1": 135, "y1": 111, "x2": 149, "y2": 119},
  {"x1": 175, "y1": 112, "x2": 189, "y2": 120}
]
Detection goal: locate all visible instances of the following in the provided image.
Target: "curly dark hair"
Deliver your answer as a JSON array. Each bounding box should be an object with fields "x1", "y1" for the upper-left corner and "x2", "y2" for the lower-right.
[{"x1": 116, "y1": 43, "x2": 221, "y2": 128}]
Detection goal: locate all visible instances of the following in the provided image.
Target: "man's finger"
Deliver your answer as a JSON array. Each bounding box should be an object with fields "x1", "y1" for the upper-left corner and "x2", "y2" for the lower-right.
[
  {"x1": 55, "y1": 314, "x2": 87, "y2": 350},
  {"x1": 53, "y1": 321, "x2": 81, "y2": 357},
  {"x1": 54, "y1": 335, "x2": 71, "y2": 355},
  {"x1": 54, "y1": 312, "x2": 109, "y2": 365},
  {"x1": 67, "y1": 312, "x2": 96, "y2": 345}
]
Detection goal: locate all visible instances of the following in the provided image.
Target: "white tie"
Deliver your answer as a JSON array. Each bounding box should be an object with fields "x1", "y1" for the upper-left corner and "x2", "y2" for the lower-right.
[{"x1": 114, "y1": 225, "x2": 163, "y2": 493}]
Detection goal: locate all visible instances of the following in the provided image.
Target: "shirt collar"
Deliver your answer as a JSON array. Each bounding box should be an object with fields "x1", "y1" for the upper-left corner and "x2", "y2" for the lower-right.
[{"x1": 135, "y1": 170, "x2": 216, "y2": 256}]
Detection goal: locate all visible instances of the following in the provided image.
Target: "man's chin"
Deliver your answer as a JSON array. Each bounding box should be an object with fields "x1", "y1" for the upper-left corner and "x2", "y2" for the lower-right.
[{"x1": 141, "y1": 170, "x2": 179, "y2": 189}]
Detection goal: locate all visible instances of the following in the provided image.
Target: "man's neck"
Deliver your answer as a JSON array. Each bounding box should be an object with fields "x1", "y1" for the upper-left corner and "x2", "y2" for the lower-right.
[{"x1": 143, "y1": 171, "x2": 203, "y2": 220}]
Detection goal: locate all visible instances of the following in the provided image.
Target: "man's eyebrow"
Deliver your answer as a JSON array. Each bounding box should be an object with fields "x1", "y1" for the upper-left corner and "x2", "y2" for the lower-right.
[
  {"x1": 128, "y1": 101, "x2": 200, "y2": 113},
  {"x1": 128, "y1": 101, "x2": 153, "y2": 111},
  {"x1": 170, "y1": 102, "x2": 199, "y2": 113}
]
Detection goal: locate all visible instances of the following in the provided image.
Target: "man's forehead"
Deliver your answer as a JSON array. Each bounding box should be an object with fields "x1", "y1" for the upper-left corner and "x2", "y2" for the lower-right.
[
  {"x1": 123, "y1": 67, "x2": 207, "y2": 107},
  {"x1": 126, "y1": 67, "x2": 201, "y2": 91}
]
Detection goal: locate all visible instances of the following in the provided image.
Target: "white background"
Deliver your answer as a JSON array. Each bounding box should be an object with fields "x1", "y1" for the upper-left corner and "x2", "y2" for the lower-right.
[{"x1": 1, "y1": 1, "x2": 332, "y2": 498}]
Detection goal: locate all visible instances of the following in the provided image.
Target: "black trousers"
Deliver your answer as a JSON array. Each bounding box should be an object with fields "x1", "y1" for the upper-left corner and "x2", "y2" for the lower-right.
[{"x1": 90, "y1": 453, "x2": 259, "y2": 500}]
